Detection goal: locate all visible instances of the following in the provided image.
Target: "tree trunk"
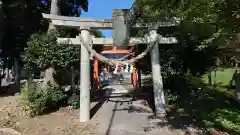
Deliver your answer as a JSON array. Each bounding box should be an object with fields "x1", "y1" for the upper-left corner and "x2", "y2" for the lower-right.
[
  {"x1": 213, "y1": 69, "x2": 217, "y2": 87},
  {"x1": 42, "y1": 67, "x2": 59, "y2": 89},
  {"x1": 235, "y1": 72, "x2": 240, "y2": 103},
  {"x1": 48, "y1": 0, "x2": 59, "y2": 32},
  {"x1": 13, "y1": 57, "x2": 20, "y2": 92},
  {"x1": 235, "y1": 33, "x2": 240, "y2": 103},
  {"x1": 71, "y1": 66, "x2": 75, "y2": 89},
  {"x1": 0, "y1": 0, "x2": 3, "y2": 35},
  {"x1": 0, "y1": 0, "x2": 3, "y2": 42},
  {"x1": 4, "y1": 59, "x2": 9, "y2": 81},
  {"x1": 0, "y1": 0, "x2": 4, "y2": 91},
  {"x1": 137, "y1": 69, "x2": 141, "y2": 88},
  {"x1": 42, "y1": 0, "x2": 60, "y2": 89},
  {"x1": 208, "y1": 71, "x2": 212, "y2": 85}
]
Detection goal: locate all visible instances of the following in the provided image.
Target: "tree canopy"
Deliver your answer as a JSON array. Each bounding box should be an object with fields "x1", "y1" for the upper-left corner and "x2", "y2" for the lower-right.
[
  {"x1": 0, "y1": 0, "x2": 89, "y2": 60},
  {"x1": 40, "y1": 0, "x2": 88, "y2": 16},
  {"x1": 22, "y1": 31, "x2": 80, "y2": 70},
  {"x1": 135, "y1": 0, "x2": 240, "y2": 76}
]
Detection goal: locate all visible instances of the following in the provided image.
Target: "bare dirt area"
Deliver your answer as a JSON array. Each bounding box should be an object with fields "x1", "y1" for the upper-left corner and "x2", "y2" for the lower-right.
[{"x1": 0, "y1": 95, "x2": 97, "y2": 135}]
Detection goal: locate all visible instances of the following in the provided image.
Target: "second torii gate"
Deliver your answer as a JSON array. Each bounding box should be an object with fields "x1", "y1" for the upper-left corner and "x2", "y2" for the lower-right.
[
  {"x1": 42, "y1": 9, "x2": 179, "y2": 122},
  {"x1": 57, "y1": 34, "x2": 177, "y2": 91}
]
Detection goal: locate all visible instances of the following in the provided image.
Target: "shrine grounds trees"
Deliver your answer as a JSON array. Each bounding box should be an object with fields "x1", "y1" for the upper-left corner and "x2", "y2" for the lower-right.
[
  {"x1": 0, "y1": 0, "x2": 89, "y2": 91},
  {"x1": 20, "y1": 31, "x2": 77, "y2": 116},
  {"x1": 41, "y1": 0, "x2": 89, "y2": 88},
  {"x1": 22, "y1": 31, "x2": 80, "y2": 87},
  {"x1": 0, "y1": 0, "x2": 45, "y2": 89},
  {"x1": 135, "y1": 0, "x2": 240, "y2": 133},
  {"x1": 20, "y1": 28, "x2": 104, "y2": 116},
  {"x1": 0, "y1": 0, "x2": 91, "y2": 115}
]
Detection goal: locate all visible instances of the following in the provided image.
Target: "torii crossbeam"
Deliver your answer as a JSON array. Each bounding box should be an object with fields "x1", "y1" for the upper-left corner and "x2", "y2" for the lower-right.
[
  {"x1": 42, "y1": 13, "x2": 180, "y2": 29},
  {"x1": 57, "y1": 37, "x2": 178, "y2": 45}
]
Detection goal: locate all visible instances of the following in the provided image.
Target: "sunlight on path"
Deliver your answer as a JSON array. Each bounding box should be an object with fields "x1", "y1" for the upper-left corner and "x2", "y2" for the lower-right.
[{"x1": 90, "y1": 83, "x2": 174, "y2": 135}]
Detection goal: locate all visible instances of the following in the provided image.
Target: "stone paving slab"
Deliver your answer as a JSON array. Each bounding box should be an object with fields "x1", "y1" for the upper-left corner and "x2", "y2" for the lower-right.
[
  {"x1": 90, "y1": 82, "x2": 174, "y2": 135},
  {"x1": 90, "y1": 75, "x2": 202, "y2": 135}
]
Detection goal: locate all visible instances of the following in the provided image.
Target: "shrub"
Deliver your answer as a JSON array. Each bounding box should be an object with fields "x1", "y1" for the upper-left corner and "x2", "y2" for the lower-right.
[
  {"x1": 21, "y1": 80, "x2": 69, "y2": 117},
  {"x1": 21, "y1": 80, "x2": 81, "y2": 116},
  {"x1": 165, "y1": 89, "x2": 179, "y2": 105},
  {"x1": 211, "y1": 108, "x2": 240, "y2": 132},
  {"x1": 67, "y1": 88, "x2": 80, "y2": 109}
]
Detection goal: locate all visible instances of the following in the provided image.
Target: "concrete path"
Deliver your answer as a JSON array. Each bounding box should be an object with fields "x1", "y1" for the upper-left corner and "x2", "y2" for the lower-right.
[{"x1": 90, "y1": 80, "x2": 174, "y2": 135}]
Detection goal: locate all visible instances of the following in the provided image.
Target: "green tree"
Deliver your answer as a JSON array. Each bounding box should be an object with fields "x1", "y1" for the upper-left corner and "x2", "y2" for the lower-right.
[
  {"x1": 0, "y1": 0, "x2": 89, "y2": 90},
  {"x1": 22, "y1": 29, "x2": 104, "y2": 88},
  {"x1": 42, "y1": 0, "x2": 89, "y2": 88},
  {"x1": 134, "y1": 0, "x2": 240, "y2": 126},
  {"x1": 0, "y1": 0, "x2": 4, "y2": 47},
  {"x1": 22, "y1": 31, "x2": 80, "y2": 88},
  {"x1": 46, "y1": 0, "x2": 88, "y2": 31},
  {"x1": 135, "y1": 0, "x2": 240, "y2": 75},
  {"x1": 0, "y1": 0, "x2": 46, "y2": 89}
]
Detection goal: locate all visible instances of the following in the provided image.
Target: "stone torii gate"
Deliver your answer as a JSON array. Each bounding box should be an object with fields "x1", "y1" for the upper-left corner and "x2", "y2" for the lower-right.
[{"x1": 42, "y1": 9, "x2": 179, "y2": 122}]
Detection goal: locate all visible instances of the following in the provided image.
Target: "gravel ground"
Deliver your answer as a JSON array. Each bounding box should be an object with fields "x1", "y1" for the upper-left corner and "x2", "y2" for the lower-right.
[{"x1": 0, "y1": 95, "x2": 97, "y2": 135}]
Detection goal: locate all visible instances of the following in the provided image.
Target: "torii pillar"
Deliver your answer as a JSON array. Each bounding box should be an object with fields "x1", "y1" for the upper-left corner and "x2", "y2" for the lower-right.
[
  {"x1": 149, "y1": 29, "x2": 166, "y2": 117},
  {"x1": 79, "y1": 27, "x2": 92, "y2": 122}
]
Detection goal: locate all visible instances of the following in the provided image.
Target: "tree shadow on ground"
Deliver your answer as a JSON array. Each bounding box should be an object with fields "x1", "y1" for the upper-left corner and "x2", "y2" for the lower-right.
[
  {"x1": 139, "y1": 76, "x2": 240, "y2": 134},
  {"x1": 90, "y1": 88, "x2": 114, "y2": 119}
]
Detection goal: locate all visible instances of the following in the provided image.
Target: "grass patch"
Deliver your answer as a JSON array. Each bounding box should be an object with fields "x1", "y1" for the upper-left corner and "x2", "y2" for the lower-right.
[
  {"x1": 201, "y1": 68, "x2": 236, "y2": 86},
  {"x1": 165, "y1": 75, "x2": 240, "y2": 133},
  {"x1": 194, "y1": 86, "x2": 240, "y2": 133}
]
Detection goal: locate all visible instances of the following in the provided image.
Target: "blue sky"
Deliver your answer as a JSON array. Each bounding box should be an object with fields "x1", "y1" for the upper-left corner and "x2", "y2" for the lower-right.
[{"x1": 81, "y1": 0, "x2": 133, "y2": 37}]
